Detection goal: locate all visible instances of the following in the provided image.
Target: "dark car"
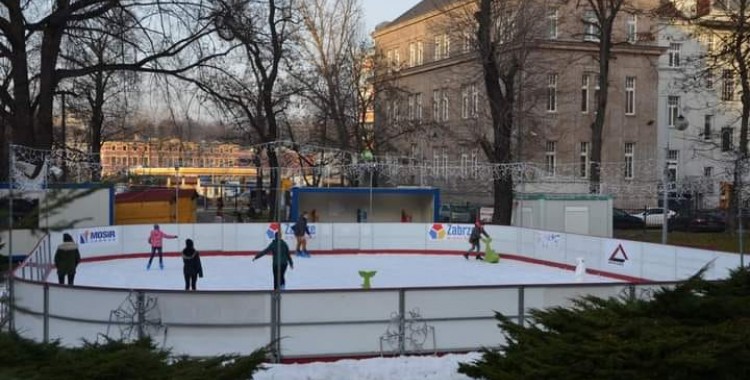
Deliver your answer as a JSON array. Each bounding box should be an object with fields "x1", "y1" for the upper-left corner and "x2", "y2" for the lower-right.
[
  {"x1": 670, "y1": 211, "x2": 727, "y2": 232},
  {"x1": 613, "y1": 208, "x2": 645, "y2": 229}
]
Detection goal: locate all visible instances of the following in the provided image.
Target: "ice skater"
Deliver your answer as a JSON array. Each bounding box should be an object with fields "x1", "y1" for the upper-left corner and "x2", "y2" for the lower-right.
[
  {"x1": 292, "y1": 211, "x2": 312, "y2": 257},
  {"x1": 147, "y1": 224, "x2": 178, "y2": 270},
  {"x1": 253, "y1": 232, "x2": 294, "y2": 290},
  {"x1": 465, "y1": 220, "x2": 490, "y2": 260},
  {"x1": 182, "y1": 239, "x2": 203, "y2": 291},
  {"x1": 54, "y1": 233, "x2": 81, "y2": 285}
]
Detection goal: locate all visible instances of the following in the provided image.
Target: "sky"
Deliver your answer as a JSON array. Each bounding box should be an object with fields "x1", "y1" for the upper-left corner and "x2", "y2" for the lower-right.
[
  {"x1": 65, "y1": 253, "x2": 610, "y2": 378},
  {"x1": 362, "y1": 0, "x2": 422, "y2": 32}
]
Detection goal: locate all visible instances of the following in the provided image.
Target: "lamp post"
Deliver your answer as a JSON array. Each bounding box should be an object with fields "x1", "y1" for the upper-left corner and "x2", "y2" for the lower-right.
[
  {"x1": 662, "y1": 115, "x2": 689, "y2": 245},
  {"x1": 174, "y1": 165, "x2": 180, "y2": 223}
]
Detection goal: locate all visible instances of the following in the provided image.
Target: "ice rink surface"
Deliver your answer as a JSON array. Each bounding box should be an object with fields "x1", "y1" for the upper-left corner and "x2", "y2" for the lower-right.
[{"x1": 57, "y1": 253, "x2": 618, "y2": 290}]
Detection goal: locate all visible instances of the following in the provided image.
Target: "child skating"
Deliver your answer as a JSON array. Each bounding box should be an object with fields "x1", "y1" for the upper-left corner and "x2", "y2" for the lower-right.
[
  {"x1": 147, "y1": 224, "x2": 178, "y2": 270},
  {"x1": 465, "y1": 220, "x2": 490, "y2": 260}
]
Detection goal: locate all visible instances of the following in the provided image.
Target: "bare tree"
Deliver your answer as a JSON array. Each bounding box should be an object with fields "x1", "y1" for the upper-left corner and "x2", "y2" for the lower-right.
[{"x1": 0, "y1": 1, "x2": 229, "y2": 179}]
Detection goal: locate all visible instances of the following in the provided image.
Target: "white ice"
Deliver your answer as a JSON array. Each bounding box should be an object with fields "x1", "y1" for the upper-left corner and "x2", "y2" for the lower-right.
[{"x1": 61, "y1": 254, "x2": 617, "y2": 290}]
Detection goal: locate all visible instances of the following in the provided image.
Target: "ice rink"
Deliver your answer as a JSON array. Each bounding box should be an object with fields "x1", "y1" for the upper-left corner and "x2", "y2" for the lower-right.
[{"x1": 53, "y1": 253, "x2": 618, "y2": 290}]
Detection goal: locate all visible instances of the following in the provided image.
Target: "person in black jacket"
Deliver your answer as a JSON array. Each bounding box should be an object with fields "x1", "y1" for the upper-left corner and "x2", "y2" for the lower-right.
[
  {"x1": 465, "y1": 221, "x2": 490, "y2": 260},
  {"x1": 253, "y1": 232, "x2": 293, "y2": 290},
  {"x1": 292, "y1": 211, "x2": 312, "y2": 257},
  {"x1": 182, "y1": 239, "x2": 203, "y2": 291},
  {"x1": 54, "y1": 233, "x2": 81, "y2": 285}
]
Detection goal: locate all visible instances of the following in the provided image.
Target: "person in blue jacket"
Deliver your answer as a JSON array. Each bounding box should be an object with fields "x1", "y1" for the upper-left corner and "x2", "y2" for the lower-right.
[
  {"x1": 292, "y1": 211, "x2": 312, "y2": 257},
  {"x1": 253, "y1": 232, "x2": 294, "y2": 290},
  {"x1": 465, "y1": 220, "x2": 490, "y2": 260}
]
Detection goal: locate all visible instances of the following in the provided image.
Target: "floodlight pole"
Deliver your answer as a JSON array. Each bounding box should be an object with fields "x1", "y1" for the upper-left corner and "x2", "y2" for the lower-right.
[
  {"x1": 7, "y1": 146, "x2": 14, "y2": 331},
  {"x1": 662, "y1": 115, "x2": 688, "y2": 245}
]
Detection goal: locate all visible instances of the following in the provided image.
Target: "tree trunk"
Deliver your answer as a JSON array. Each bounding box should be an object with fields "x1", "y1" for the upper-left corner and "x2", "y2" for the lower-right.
[{"x1": 589, "y1": 28, "x2": 613, "y2": 194}]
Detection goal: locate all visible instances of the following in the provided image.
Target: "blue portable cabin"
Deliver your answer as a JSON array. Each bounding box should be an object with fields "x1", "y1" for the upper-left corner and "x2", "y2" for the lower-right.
[{"x1": 289, "y1": 187, "x2": 440, "y2": 223}]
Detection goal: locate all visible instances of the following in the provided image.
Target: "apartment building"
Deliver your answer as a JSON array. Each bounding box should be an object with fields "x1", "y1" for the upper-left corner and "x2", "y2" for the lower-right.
[
  {"x1": 658, "y1": 0, "x2": 745, "y2": 209},
  {"x1": 372, "y1": 0, "x2": 665, "y2": 208}
]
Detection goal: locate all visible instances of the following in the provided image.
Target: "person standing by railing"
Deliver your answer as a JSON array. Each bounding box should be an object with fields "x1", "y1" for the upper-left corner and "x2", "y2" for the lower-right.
[
  {"x1": 147, "y1": 224, "x2": 177, "y2": 270},
  {"x1": 54, "y1": 233, "x2": 80, "y2": 285},
  {"x1": 182, "y1": 239, "x2": 203, "y2": 291}
]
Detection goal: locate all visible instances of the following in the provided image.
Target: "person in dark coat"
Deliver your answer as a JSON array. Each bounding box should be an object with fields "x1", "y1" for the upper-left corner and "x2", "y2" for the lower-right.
[
  {"x1": 253, "y1": 232, "x2": 293, "y2": 290},
  {"x1": 292, "y1": 211, "x2": 312, "y2": 257},
  {"x1": 182, "y1": 239, "x2": 203, "y2": 291},
  {"x1": 465, "y1": 221, "x2": 490, "y2": 260},
  {"x1": 54, "y1": 233, "x2": 81, "y2": 285}
]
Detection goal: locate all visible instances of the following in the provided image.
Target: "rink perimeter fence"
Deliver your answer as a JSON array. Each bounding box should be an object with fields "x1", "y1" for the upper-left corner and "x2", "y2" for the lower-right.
[{"x1": 6, "y1": 222, "x2": 742, "y2": 361}]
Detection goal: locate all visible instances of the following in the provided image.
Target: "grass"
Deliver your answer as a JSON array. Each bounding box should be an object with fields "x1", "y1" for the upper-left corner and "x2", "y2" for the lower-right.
[{"x1": 614, "y1": 229, "x2": 750, "y2": 253}]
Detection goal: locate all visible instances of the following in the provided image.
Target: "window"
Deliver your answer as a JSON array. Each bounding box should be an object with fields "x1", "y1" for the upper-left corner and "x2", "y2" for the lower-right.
[
  {"x1": 393, "y1": 49, "x2": 400, "y2": 69},
  {"x1": 432, "y1": 89, "x2": 440, "y2": 121},
  {"x1": 625, "y1": 76, "x2": 636, "y2": 115},
  {"x1": 442, "y1": 148, "x2": 449, "y2": 178},
  {"x1": 416, "y1": 93, "x2": 423, "y2": 123},
  {"x1": 386, "y1": 50, "x2": 393, "y2": 68},
  {"x1": 584, "y1": 10, "x2": 599, "y2": 42},
  {"x1": 441, "y1": 89, "x2": 449, "y2": 122},
  {"x1": 581, "y1": 74, "x2": 590, "y2": 113},
  {"x1": 667, "y1": 150, "x2": 679, "y2": 182},
  {"x1": 434, "y1": 36, "x2": 441, "y2": 61},
  {"x1": 545, "y1": 141, "x2": 556, "y2": 176},
  {"x1": 442, "y1": 34, "x2": 451, "y2": 58},
  {"x1": 547, "y1": 73, "x2": 558, "y2": 112},
  {"x1": 463, "y1": 33, "x2": 473, "y2": 52},
  {"x1": 626, "y1": 14, "x2": 637, "y2": 43},
  {"x1": 667, "y1": 96, "x2": 680, "y2": 127},
  {"x1": 704, "y1": 114, "x2": 713, "y2": 140},
  {"x1": 547, "y1": 8, "x2": 558, "y2": 39},
  {"x1": 704, "y1": 167, "x2": 714, "y2": 194},
  {"x1": 393, "y1": 99, "x2": 400, "y2": 122},
  {"x1": 462, "y1": 85, "x2": 470, "y2": 119},
  {"x1": 471, "y1": 83, "x2": 479, "y2": 117},
  {"x1": 471, "y1": 149, "x2": 479, "y2": 178},
  {"x1": 668, "y1": 43, "x2": 681, "y2": 67},
  {"x1": 722, "y1": 127, "x2": 733, "y2": 151},
  {"x1": 705, "y1": 69, "x2": 714, "y2": 89},
  {"x1": 408, "y1": 95, "x2": 415, "y2": 120},
  {"x1": 460, "y1": 153, "x2": 469, "y2": 177},
  {"x1": 409, "y1": 43, "x2": 416, "y2": 67},
  {"x1": 580, "y1": 142, "x2": 590, "y2": 178},
  {"x1": 722, "y1": 69, "x2": 735, "y2": 101},
  {"x1": 624, "y1": 143, "x2": 635, "y2": 179},
  {"x1": 417, "y1": 41, "x2": 423, "y2": 65}
]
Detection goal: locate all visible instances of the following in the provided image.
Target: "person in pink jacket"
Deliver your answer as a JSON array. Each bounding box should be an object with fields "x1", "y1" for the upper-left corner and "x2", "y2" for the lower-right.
[{"x1": 147, "y1": 224, "x2": 177, "y2": 270}]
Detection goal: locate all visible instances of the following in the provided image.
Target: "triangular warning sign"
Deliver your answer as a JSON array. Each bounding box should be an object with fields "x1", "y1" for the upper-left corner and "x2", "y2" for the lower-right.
[{"x1": 608, "y1": 244, "x2": 629, "y2": 265}]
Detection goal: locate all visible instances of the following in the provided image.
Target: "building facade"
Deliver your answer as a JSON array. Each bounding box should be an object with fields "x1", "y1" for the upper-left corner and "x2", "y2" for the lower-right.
[{"x1": 373, "y1": 0, "x2": 665, "y2": 209}]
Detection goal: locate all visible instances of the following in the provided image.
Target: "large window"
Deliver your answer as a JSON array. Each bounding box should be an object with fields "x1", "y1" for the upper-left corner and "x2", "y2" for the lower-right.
[
  {"x1": 625, "y1": 76, "x2": 636, "y2": 115},
  {"x1": 547, "y1": 7, "x2": 558, "y2": 39},
  {"x1": 668, "y1": 43, "x2": 681, "y2": 67},
  {"x1": 627, "y1": 14, "x2": 637, "y2": 43},
  {"x1": 624, "y1": 143, "x2": 635, "y2": 179},
  {"x1": 667, "y1": 149, "x2": 679, "y2": 182},
  {"x1": 407, "y1": 95, "x2": 415, "y2": 120},
  {"x1": 441, "y1": 89, "x2": 449, "y2": 122},
  {"x1": 722, "y1": 69, "x2": 735, "y2": 101},
  {"x1": 547, "y1": 73, "x2": 558, "y2": 112},
  {"x1": 432, "y1": 90, "x2": 440, "y2": 121},
  {"x1": 434, "y1": 35, "x2": 441, "y2": 61},
  {"x1": 593, "y1": 74, "x2": 601, "y2": 112},
  {"x1": 705, "y1": 167, "x2": 714, "y2": 194},
  {"x1": 462, "y1": 85, "x2": 470, "y2": 119},
  {"x1": 409, "y1": 43, "x2": 416, "y2": 67},
  {"x1": 545, "y1": 141, "x2": 557, "y2": 176},
  {"x1": 583, "y1": 10, "x2": 599, "y2": 42},
  {"x1": 415, "y1": 93, "x2": 423, "y2": 123},
  {"x1": 667, "y1": 96, "x2": 680, "y2": 127},
  {"x1": 722, "y1": 127, "x2": 733, "y2": 151},
  {"x1": 704, "y1": 114, "x2": 713, "y2": 140},
  {"x1": 442, "y1": 34, "x2": 451, "y2": 58},
  {"x1": 462, "y1": 83, "x2": 479, "y2": 119},
  {"x1": 580, "y1": 142, "x2": 589, "y2": 178},
  {"x1": 417, "y1": 41, "x2": 423, "y2": 65},
  {"x1": 471, "y1": 83, "x2": 479, "y2": 117},
  {"x1": 581, "y1": 74, "x2": 590, "y2": 113}
]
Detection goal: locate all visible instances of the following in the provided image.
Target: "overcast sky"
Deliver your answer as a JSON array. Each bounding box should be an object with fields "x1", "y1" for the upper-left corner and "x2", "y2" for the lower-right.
[{"x1": 362, "y1": 0, "x2": 421, "y2": 32}]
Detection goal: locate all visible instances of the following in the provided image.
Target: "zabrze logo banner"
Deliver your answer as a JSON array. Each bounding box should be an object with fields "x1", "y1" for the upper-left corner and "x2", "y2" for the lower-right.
[
  {"x1": 265, "y1": 223, "x2": 317, "y2": 239},
  {"x1": 428, "y1": 223, "x2": 472, "y2": 240}
]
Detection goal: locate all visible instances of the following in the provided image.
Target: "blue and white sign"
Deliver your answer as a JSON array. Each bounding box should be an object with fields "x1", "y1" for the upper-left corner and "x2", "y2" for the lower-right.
[{"x1": 78, "y1": 228, "x2": 118, "y2": 245}]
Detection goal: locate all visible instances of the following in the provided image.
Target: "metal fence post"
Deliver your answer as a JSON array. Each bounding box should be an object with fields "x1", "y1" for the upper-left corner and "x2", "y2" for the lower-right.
[
  {"x1": 518, "y1": 285, "x2": 525, "y2": 327},
  {"x1": 398, "y1": 289, "x2": 405, "y2": 355},
  {"x1": 136, "y1": 291, "x2": 145, "y2": 340},
  {"x1": 43, "y1": 283, "x2": 49, "y2": 343}
]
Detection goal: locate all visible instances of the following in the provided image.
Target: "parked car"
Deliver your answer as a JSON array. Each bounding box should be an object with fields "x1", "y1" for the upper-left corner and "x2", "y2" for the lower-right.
[
  {"x1": 670, "y1": 211, "x2": 727, "y2": 232},
  {"x1": 613, "y1": 208, "x2": 645, "y2": 229},
  {"x1": 631, "y1": 208, "x2": 677, "y2": 227}
]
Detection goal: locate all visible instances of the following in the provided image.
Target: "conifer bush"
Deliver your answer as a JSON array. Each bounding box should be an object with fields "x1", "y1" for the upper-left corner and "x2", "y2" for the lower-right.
[{"x1": 459, "y1": 268, "x2": 750, "y2": 380}]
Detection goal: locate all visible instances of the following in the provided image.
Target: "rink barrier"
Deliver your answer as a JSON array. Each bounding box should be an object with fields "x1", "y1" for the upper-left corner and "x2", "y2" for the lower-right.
[{"x1": 9, "y1": 223, "x2": 739, "y2": 360}]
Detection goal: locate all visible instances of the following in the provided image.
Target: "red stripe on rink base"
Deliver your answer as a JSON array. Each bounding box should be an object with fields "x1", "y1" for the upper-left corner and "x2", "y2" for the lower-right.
[{"x1": 79, "y1": 249, "x2": 650, "y2": 283}]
